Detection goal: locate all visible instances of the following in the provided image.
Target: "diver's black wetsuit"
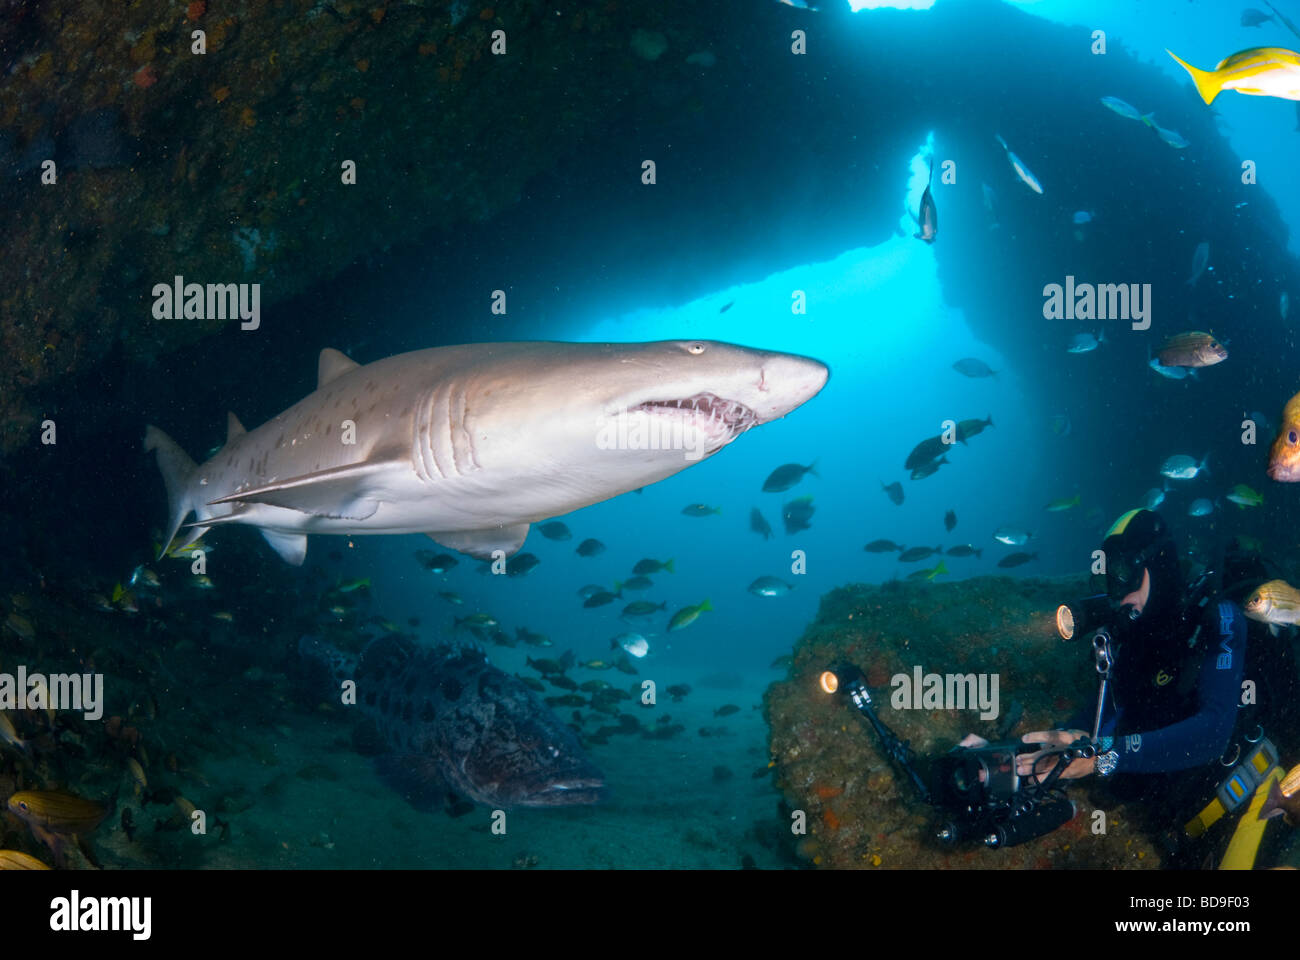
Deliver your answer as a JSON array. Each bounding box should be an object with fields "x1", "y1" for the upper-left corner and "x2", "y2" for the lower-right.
[
  {"x1": 1092, "y1": 600, "x2": 1245, "y2": 774},
  {"x1": 1063, "y1": 599, "x2": 1247, "y2": 865}
]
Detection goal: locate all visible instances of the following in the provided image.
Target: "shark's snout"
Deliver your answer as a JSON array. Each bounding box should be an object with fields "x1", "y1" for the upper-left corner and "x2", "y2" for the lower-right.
[{"x1": 753, "y1": 353, "x2": 829, "y2": 422}]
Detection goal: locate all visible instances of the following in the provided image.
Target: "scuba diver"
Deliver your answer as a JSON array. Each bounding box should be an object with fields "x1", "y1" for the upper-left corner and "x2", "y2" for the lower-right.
[
  {"x1": 1018, "y1": 509, "x2": 1243, "y2": 786},
  {"x1": 967, "y1": 508, "x2": 1296, "y2": 867}
]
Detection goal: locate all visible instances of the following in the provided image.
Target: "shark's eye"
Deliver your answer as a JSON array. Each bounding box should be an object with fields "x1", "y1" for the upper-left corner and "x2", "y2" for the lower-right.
[{"x1": 686, "y1": 342, "x2": 706, "y2": 355}]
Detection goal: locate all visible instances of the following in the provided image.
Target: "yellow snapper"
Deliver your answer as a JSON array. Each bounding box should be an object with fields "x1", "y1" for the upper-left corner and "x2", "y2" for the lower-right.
[
  {"x1": 0, "y1": 850, "x2": 50, "y2": 870},
  {"x1": 1243, "y1": 580, "x2": 1300, "y2": 628},
  {"x1": 1167, "y1": 47, "x2": 1300, "y2": 104},
  {"x1": 8, "y1": 791, "x2": 108, "y2": 831},
  {"x1": 7, "y1": 790, "x2": 110, "y2": 866}
]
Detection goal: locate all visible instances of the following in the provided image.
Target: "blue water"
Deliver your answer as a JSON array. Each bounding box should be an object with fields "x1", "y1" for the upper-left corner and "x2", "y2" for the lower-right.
[{"x1": 10, "y1": 0, "x2": 1300, "y2": 874}]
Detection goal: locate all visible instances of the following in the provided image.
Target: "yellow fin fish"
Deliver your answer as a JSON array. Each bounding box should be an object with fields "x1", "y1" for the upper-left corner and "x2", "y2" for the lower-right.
[{"x1": 1167, "y1": 47, "x2": 1300, "y2": 104}]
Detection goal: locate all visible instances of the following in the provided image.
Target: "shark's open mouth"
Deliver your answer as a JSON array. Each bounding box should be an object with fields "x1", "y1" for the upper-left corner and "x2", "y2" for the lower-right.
[{"x1": 632, "y1": 392, "x2": 759, "y2": 443}]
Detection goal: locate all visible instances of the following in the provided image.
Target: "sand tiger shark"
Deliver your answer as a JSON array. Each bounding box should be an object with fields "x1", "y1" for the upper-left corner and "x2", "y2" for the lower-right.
[{"x1": 145, "y1": 340, "x2": 829, "y2": 564}]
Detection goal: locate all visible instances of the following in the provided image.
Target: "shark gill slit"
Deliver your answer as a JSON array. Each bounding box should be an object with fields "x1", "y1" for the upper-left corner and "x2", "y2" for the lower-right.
[
  {"x1": 414, "y1": 385, "x2": 446, "y2": 483},
  {"x1": 451, "y1": 382, "x2": 475, "y2": 475}
]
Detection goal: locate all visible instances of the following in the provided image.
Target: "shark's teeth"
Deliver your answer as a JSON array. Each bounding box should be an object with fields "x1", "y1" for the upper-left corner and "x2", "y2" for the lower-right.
[{"x1": 633, "y1": 393, "x2": 758, "y2": 436}]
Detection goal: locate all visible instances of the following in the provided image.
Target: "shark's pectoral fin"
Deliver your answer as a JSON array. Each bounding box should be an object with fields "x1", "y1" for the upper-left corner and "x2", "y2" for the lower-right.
[
  {"x1": 207, "y1": 462, "x2": 388, "y2": 520},
  {"x1": 260, "y1": 529, "x2": 308, "y2": 565},
  {"x1": 427, "y1": 524, "x2": 530, "y2": 560}
]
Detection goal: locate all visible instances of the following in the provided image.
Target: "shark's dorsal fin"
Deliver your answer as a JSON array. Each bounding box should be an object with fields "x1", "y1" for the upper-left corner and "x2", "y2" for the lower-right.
[
  {"x1": 318, "y1": 348, "x2": 360, "y2": 389},
  {"x1": 427, "y1": 524, "x2": 530, "y2": 560},
  {"x1": 226, "y1": 412, "x2": 246, "y2": 443}
]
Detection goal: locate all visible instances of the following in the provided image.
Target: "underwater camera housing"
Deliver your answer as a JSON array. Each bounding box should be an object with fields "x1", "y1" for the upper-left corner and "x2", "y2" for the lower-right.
[
  {"x1": 820, "y1": 663, "x2": 1078, "y2": 849},
  {"x1": 931, "y1": 742, "x2": 1077, "y2": 849}
]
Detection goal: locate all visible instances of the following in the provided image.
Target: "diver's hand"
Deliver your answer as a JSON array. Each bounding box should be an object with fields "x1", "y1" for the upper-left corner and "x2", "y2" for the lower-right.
[{"x1": 1016, "y1": 729, "x2": 1097, "y2": 782}]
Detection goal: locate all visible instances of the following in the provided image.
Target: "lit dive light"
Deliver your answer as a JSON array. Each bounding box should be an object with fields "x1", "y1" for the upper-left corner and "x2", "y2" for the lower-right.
[
  {"x1": 1056, "y1": 594, "x2": 1110, "y2": 641},
  {"x1": 819, "y1": 670, "x2": 839, "y2": 695},
  {"x1": 1055, "y1": 604, "x2": 1076, "y2": 641}
]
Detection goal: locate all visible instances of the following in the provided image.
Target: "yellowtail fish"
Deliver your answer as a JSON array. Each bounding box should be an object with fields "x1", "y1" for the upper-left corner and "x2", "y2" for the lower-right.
[
  {"x1": 1243, "y1": 580, "x2": 1300, "y2": 629},
  {"x1": 906, "y1": 559, "x2": 948, "y2": 581},
  {"x1": 1167, "y1": 47, "x2": 1300, "y2": 104},
  {"x1": 1099, "y1": 95, "x2": 1143, "y2": 120},
  {"x1": 159, "y1": 537, "x2": 213, "y2": 559},
  {"x1": 190, "y1": 575, "x2": 215, "y2": 590},
  {"x1": 0, "y1": 850, "x2": 50, "y2": 870},
  {"x1": 1045, "y1": 494, "x2": 1081, "y2": 512},
  {"x1": 212, "y1": 611, "x2": 234, "y2": 622},
  {"x1": 668, "y1": 599, "x2": 713, "y2": 632},
  {"x1": 110, "y1": 583, "x2": 139, "y2": 613},
  {"x1": 1226, "y1": 484, "x2": 1263, "y2": 508},
  {"x1": 335, "y1": 577, "x2": 370, "y2": 593}
]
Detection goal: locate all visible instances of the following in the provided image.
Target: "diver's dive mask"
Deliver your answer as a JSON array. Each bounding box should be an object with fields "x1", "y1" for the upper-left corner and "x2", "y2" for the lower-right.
[
  {"x1": 1103, "y1": 536, "x2": 1169, "y2": 619},
  {"x1": 1100, "y1": 508, "x2": 1174, "y2": 622}
]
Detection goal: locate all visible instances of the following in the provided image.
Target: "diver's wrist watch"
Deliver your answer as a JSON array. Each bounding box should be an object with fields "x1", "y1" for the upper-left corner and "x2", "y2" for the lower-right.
[{"x1": 1095, "y1": 750, "x2": 1119, "y2": 778}]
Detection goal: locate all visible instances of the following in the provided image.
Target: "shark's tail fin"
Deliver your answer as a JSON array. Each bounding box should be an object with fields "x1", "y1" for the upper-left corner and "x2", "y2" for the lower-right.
[{"x1": 143, "y1": 425, "x2": 208, "y2": 558}]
